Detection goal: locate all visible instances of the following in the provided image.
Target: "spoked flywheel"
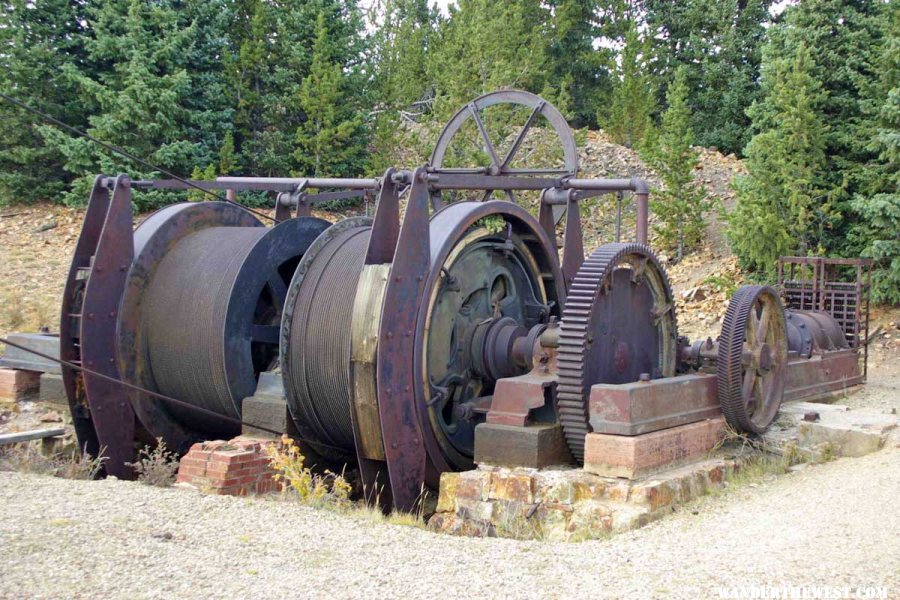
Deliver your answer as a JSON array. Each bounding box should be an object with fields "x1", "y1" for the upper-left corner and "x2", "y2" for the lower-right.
[
  {"x1": 717, "y1": 285, "x2": 788, "y2": 434},
  {"x1": 557, "y1": 243, "x2": 678, "y2": 462}
]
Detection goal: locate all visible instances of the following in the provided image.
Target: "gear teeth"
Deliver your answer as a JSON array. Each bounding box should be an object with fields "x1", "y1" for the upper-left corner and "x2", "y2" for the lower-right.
[
  {"x1": 556, "y1": 242, "x2": 675, "y2": 464},
  {"x1": 716, "y1": 285, "x2": 786, "y2": 435}
]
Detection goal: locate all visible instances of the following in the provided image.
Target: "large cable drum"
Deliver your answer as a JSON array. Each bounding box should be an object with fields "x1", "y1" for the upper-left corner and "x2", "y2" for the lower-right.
[
  {"x1": 281, "y1": 217, "x2": 373, "y2": 459},
  {"x1": 281, "y1": 202, "x2": 564, "y2": 473},
  {"x1": 117, "y1": 202, "x2": 329, "y2": 451}
]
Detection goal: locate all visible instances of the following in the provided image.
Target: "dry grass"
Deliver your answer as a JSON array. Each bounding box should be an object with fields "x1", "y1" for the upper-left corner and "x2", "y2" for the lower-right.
[{"x1": 0, "y1": 442, "x2": 105, "y2": 480}]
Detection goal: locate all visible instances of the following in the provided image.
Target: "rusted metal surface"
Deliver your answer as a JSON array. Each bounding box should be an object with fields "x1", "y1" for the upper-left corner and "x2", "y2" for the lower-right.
[
  {"x1": 430, "y1": 89, "x2": 577, "y2": 213},
  {"x1": 377, "y1": 167, "x2": 432, "y2": 512},
  {"x1": 783, "y1": 350, "x2": 864, "y2": 403},
  {"x1": 717, "y1": 285, "x2": 788, "y2": 434},
  {"x1": 75, "y1": 175, "x2": 137, "y2": 477},
  {"x1": 418, "y1": 200, "x2": 564, "y2": 473},
  {"x1": 589, "y1": 373, "x2": 720, "y2": 435},
  {"x1": 778, "y1": 256, "x2": 872, "y2": 377},
  {"x1": 556, "y1": 243, "x2": 677, "y2": 462},
  {"x1": 486, "y1": 326, "x2": 557, "y2": 428},
  {"x1": 60, "y1": 176, "x2": 110, "y2": 463}
]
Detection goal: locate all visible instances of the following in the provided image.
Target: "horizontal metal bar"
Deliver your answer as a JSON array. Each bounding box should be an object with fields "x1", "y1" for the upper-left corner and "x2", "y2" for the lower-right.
[
  {"x1": 0, "y1": 428, "x2": 66, "y2": 445},
  {"x1": 135, "y1": 177, "x2": 381, "y2": 193},
  {"x1": 427, "y1": 174, "x2": 562, "y2": 190},
  {"x1": 218, "y1": 176, "x2": 381, "y2": 190}
]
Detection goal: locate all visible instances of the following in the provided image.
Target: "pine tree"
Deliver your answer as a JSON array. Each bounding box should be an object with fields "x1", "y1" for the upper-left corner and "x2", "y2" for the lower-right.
[
  {"x1": 0, "y1": 0, "x2": 92, "y2": 204},
  {"x1": 646, "y1": 67, "x2": 710, "y2": 261},
  {"x1": 368, "y1": 0, "x2": 440, "y2": 170},
  {"x1": 729, "y1": 43, "x2": 829, "y2": 274},
  {"x1": 849, "y1": 6, "x2": 899, "y2": 303},
  {"x1": 227, "y1": 0, "x2": 367, "y2": 177},
  {"x1": 602, "y1": 19, "x2": 655, "y2": 149},
  {"x1": 543, "y1": 0, "x2": 610, "y2": 127},
  {"x1": 762, "y1": 0, "x2": 887, "y2": 254},
  {"x1": 643, "y1": 0, "x2": 772, "y2": 156},
  {"x1": 293, "y1": 12, "x2": 368, "y2": 177},
  {"x1": 428, "y1": 0, "x2": 549, "y2": 118},
  {"x1": 38, "y1": 0, "x2": 201, "y2": 208}
]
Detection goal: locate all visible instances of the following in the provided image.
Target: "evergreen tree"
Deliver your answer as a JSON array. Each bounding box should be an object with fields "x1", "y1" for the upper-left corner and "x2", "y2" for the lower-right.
[
  {"x1": 369, "y1": 0, "x2": 437, "y2": 113},
  {"x1": 227, "y1": 0, "x2": 367, "y2": 176},
  {"x1": 293, "y1": 12, "x2": 368, "y2": 177},
  {"x1": 849, "y1": 6, "x2": 900, "y2": 303},
  {"x1": 602, "y1": 19, "x2": 655, "y2": 149},
  {"x1": 543, "y1": 0, "x2": 610, "y2": 127},
  {"x1": 646, "y1": 67, "x2": 711, "y2": 261},
  {"x1": 762, "y1": 0, "x2": 887, "y2": 254},
  {"x1": 643, "y1": 0, "x2": 772, "y2": 156},
  {"x1": 428, "y1": 0, "x2": 549, "y2": 119},
  {"x1": 367, "y1": 0, "x2": 440, "y2": 169},
  {"x1": 728, "y1": 43, "x2": 829, "y2": 274},
  {"x1": 39, "y1": 0, "x2": 202, "y2": 208},
  {"x1": 0, "y1": 0, "x2": 92, "y2": 205}
]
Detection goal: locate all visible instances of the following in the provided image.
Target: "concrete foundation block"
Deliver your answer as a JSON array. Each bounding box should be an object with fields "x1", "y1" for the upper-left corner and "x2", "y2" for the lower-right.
[
  {"x1": 38, "y1": 372, "x2": 67, "y2": 406},
  {"x1": 583, "y1": 417, "x2": 726, "y2": 479},
  {"x1": 474, "y1": 422, "x2": 572, "y2": 469}
]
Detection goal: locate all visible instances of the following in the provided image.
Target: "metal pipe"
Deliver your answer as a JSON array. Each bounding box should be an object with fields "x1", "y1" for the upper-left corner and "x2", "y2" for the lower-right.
[{"x1": 216, "y1": 176, "x2": 381, "y2": 189}]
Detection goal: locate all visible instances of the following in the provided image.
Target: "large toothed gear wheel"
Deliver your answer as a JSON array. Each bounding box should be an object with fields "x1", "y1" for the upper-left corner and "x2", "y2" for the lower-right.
[
  {"x1": 557, "y1": 243, "x2": 678, "y2": 462},
  {"x1": 717, "y1": 285, "x2": 788, "y2": 434}
]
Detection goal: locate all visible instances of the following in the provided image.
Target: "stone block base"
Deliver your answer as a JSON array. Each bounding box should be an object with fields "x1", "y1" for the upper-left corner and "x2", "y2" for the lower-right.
[
  {"x1": 474, "y1": 423, "x2": 572, "y2": 469},
  {"x1": 175, "y1": 437, "x2": 280, "y2": 496},
  {"x1": 583, "y1": 417, "x2": 726, "y2": 479},
  {"x1": 0, "y1": 368, "x2": 40, "y2": 401},
  {"x1": 428, "y1": 459, "x2": 736, "y2": 541},
  {"x1": 38, "y1": 372, "x2": 67, "y2": 406}
]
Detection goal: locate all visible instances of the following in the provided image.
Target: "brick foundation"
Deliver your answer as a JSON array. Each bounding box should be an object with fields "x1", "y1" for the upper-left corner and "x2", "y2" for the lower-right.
[
  {"x1": 0, "y1": 368, "x2": 40, "y2": 401},
  {"x1": 175, "y1": 437, "x2": 280, "y2": 496}
]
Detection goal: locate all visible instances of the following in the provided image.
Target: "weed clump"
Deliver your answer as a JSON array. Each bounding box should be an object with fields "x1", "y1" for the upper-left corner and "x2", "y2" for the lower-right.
[
  {"x1": 266, "y1": 436, "x2": 351, "y2": 508},
  {"x1": 127, "y1": 438, "x2": 179, "y2": 487}
]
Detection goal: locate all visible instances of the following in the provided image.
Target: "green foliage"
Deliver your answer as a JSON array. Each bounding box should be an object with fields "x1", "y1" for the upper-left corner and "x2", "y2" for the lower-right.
[
  {"x1": 543, "y1": 0, "x2": 611, "y2": 127},
  {"x1": 293, "y1": 12, "x2": 369, "y2": 177},
  {"x1": 602, "y1": 18, "x2": 655, "y2": 149},
  {"x1": 729, "y1": 43, "x2": 829, "y2": 274},
  {"x1": 428, "y1": 0, "x2": 549, "y2": 120},
  {"x1": 849, "y1": 6, "x2": 900, "y2": 303},
  {"x1": 763, "y1": 0, "x2": 888, "y2": 253},
  {"x1": 0, "y1": 0, "x2": 92, "y2": 205},
  {"x1": 645, "y1": 67, "x2": 711, "y2": 260},
  {"x1": 643, "y1": 0, "x2": 773, "y2": 156}
]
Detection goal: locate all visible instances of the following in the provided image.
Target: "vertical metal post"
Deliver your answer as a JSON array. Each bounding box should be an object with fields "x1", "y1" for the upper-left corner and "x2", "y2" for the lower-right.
[{"x1": 635, "y1": 192, "x2": 649, "y2": 244}]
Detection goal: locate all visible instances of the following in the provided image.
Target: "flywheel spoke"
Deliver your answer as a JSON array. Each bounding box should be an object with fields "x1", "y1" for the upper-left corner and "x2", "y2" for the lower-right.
[
  {"x1": 747, "y1": 305, "x2": 759, "y2": 347},
  {"x1": 468, "y1": 103, "x2": 502, "y2": 171},
  {"x1": 500, "y1": 102, "x2": 543, "y2": 169},
  {"x1": 757, "y1": 301, "x2": 771, "y2": 343},
  {"x1": 742, "y1": 368, "x2": 756, "y2": 407}
]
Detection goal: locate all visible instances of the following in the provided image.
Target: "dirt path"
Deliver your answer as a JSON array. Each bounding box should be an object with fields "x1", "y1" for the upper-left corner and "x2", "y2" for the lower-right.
[{"x1": 1, "y1": 443, "x2": 898, "y2": 599}]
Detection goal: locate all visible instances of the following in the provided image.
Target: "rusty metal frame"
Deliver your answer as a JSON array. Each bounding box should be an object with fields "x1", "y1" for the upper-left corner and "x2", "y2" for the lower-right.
[
  {"x1": 778, "y1": 256, "x2": 872, "y2": 378},
  {"x1": 60, "y1": 175, "x2": 138, "y2": 477}
]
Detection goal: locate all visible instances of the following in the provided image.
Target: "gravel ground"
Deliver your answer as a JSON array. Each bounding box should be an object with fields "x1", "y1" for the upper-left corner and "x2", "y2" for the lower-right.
[{"x1": 1, "y1": 443, "x2": 898, "y2": 600}]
